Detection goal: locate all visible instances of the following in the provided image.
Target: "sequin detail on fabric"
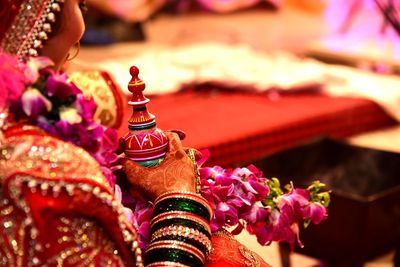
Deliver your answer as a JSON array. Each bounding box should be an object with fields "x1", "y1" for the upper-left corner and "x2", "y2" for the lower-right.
[
  {"x1": 1, "y1": 0, "x2": 64, "y2": 59},
  {"x1": 44, "y1": 217, "x2": 125, "y2": 266},
  {"x1": 0, "y1": 128, "x2": 108, "y2": 186},
  {"x1": 208, "y1": 230, "x2": 268, "y2": 267}
]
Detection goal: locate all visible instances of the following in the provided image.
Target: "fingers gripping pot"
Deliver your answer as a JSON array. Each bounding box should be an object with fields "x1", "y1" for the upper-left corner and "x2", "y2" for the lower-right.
[{"x1": 122, "y1": 66, "x2": 168, "y2": 167}]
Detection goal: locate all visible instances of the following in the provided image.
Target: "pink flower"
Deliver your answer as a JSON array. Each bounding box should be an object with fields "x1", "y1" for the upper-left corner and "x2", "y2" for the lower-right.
[
  {"x1": 121, "y1": 194, "x2": 154, "y2": 250},
  {"x1": 276, "y1": 188, "x2": 310, "y2": 222},
  {"x1": 200, "y1": 164, "x2": 270, "y2": 231},
  {"x1": 302, "y1": 202, "x2": 327, "y2": 224},
  {"x1": 45, "y1": 73, "x2": 81, "y2": 100},
  {"x1": 115, "y1": 185, "x2": 135, "y2": 222},
  {"x1": 241, "y1": 203, "x2": 269, "y2": 224},
  {"x1": 0, "y1": 52, "x2": 28, "y2": 110},
  {"x1": 200, "y1": 164, "x2": 329, "y2": 250},
  {"x1": 74, "y1": 94, "x2": 97, "y2": 121},
  {"x1": 21, "y1": 88, "x2": 52, "y2": 119},
  {"x1": 25, "y1": 56, "x2": 53, "y2": 83}
]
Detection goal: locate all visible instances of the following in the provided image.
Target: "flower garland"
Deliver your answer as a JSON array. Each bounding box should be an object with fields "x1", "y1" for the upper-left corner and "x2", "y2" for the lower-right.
[
  {"x1": 0, "y1": 52, "x2": 120, "y2": 184},
  {"x1": 0, "y1": 51, "x2": 330, "y2": 252},
  {"x1": 200, "y1": 164, "x2": 329, "y2": 249}
]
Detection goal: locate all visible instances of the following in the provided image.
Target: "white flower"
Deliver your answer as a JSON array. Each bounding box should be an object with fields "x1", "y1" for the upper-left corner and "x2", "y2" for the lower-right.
[
  {"x1": 21, "y1": 88, "x2": 52, "y2": 117},
  {"x1": 59, "y1": 107, "x2": 82, "y2": 124}
]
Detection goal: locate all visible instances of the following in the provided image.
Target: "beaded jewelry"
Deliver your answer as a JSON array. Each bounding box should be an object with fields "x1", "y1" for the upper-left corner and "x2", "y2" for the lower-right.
[
  {"x1": 1, "y1": 0, "x2": 65, "y2": 59},
  {"x1": 146, "y1": 192, "x2": 213, "y2": 267},
  {"x1": 151, "y1": 225, "x2": 212, "y2": 256},
  {"x1": 151, "y1": 216, "x2": 212, "y2": 239}
]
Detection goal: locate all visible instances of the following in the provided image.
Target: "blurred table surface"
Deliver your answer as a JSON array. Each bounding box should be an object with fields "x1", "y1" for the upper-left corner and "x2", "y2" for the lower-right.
[
  {"x1": 115, "y1": 89, "x2": 395, "y2": 167},
  {"x1": 77, "y1": 6, "x2": 400, "y2": 158}
]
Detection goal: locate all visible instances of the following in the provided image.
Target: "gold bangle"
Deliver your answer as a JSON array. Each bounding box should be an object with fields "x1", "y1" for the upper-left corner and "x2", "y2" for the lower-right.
[
  {"x1": 187, "y1": 148, "x2": 201, "y2": 194},
  {"x1": 155, "y1": 191, "x2": 213, "y2": 219},
  {"x1": 150, "y1": 213, "x2": 212, "y2": 237},
  {"x1": 151, "y1": 225, "x2": 212, "y2": 254},
  {"x1": 147, "y1": 240, "x2": 205, "y2": 264},
  {"x1": 150, "y1": 211, "x2": 211, "y2": 234}
]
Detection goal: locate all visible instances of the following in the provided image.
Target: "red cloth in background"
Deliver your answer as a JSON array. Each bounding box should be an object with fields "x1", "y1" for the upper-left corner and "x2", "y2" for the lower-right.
[{"x1": 119, "y1": 91, "x2": 396, "y2": 167}]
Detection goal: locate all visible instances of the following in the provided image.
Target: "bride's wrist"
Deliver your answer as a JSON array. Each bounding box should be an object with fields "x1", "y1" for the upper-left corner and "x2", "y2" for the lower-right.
[{"x1": 146, "y1": 191, "x2": 213, "y2": 266}]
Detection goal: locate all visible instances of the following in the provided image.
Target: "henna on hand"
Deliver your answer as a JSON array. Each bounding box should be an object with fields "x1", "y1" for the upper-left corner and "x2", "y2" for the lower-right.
[{"x1": 123, "y1": 131, "x2": 196, "y2": 201}]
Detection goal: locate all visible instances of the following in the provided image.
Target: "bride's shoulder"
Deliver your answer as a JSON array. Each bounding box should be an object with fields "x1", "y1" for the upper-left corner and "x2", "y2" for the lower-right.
[
  {"x1": 0, "y1": 123, "x2": 140, "y2": 267},
  {"x1": 0, "y1": 123, "x2": 110, "y2": 189}
]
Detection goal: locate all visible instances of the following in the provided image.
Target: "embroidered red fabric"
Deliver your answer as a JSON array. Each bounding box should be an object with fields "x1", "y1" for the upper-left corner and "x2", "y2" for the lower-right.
[
  {"x1": 0, "y1": 125, "x2": 137, "y2": 266},
  {"x1": 206, "y1": 230, "x2": 272, "y2": 267}
]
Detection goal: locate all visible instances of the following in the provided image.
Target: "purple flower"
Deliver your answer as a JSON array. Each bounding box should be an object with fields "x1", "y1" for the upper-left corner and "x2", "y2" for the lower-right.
[
  {"x1": 200, "y1": 163, "x2": 329, "y2": 250},
  {"x1": 275, "y1": 188, "x2": 310, "y2": 228},
  {"x1": 199, "y1": 165, "x2": 225, "y2": 181},
  {"x1": 93, "y1": 127, "x2": 119, "y2": 166},
  {"x1": 74, "y1": 94, "x2": 97, "y2": 121},
  {"x1": 200, "y1": 164, "x2": 270, "y2": 231},
  {"x1": 302, "y1": 202, "x2": 327, "y2": 224},
  {"x1": 115, "y1": 186, "x2": 154, "y2": 250},
  {"x1": 101, "y1": 166, "x2": 117, "y2": 188},
  {"x1": 202, "y1": 183, "x2": 239, "y2": 230},
  {"x1": 21, "y1": 88, "x2": 52, "y2": 119},
  {"x1": 241, "y1": 204, "x2": 269, "y2": 225},
  {"x1": 36, "y1": 116, "x2": 57, "y2": 135},
  {"x1": 54, "y1": 119, "x2": 76, "y2": 137},
  {"x1": 213, "y1": 199, "x2": 239, "y2": 231},
  {"x1": 45, "y1": 73, "x2": 81, "y2": 100},
  {"x1": 115, "y1": 185, "x2": 134, "y2": 221},
  {"x1": 124, "y1": 196, "x2": 154, "y2": 250},
  {"x1": 25, "y1": 56, "x2": 53, "y2": 83}
]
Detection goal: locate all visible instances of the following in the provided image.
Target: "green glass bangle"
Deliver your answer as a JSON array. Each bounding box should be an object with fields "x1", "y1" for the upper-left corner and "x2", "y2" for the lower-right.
[
  {"x1": 152, "y1": 235, "x2": 209, "y2": 257},
  {"x1": 151, "y1": 218, "x2": 211, "y2": 239},
  {"x1": 154, "y1": 198, "x2": 211, "y2": 222},
  {"x1": 145, "y1": 248, "x2": 203, "y2": 267}
]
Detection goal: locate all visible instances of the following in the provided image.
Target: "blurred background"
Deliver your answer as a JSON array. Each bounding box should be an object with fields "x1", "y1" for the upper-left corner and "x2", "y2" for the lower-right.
[{"x1": 73, "y1": 1, "x2": 400, "y2": 266}]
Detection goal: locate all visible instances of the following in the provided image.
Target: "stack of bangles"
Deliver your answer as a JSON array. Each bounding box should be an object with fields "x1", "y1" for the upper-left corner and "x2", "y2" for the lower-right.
[{"x1": 145, "y1": 191, "x2": 213, "y2": 267}]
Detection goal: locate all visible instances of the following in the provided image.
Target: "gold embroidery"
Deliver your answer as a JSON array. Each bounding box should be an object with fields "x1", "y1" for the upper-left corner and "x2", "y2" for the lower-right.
[
  {"x1": 0, "y1": 126, "x2": 144, "y2": 266},
  {"x1": 69, "y1": 71, "x2": 119, "y2": 128},
  {"x1": 0, "y1": 190, "x2": 32, "y2": 267},
  {"x1": 1, "y1": 174, "x2": 143, "y2": 266},
  {"x1": 0, "y1": 193, "x2": 15, "y2": 266},
  {"x1": 213, "y1": 229, "x2": 236, "y2": 241},
  {"x1": 208, "y1": 229, "x2": 262, "y2": 267},
  {"x1": 0, "y1": 131, "x2": 110, "y2": 189},
  {"x1": 239, "y1": 246, "x2": 261, "y2": 267},
  {"x1": 45, "y1": 217, "x2": 125, "y2": 267}
]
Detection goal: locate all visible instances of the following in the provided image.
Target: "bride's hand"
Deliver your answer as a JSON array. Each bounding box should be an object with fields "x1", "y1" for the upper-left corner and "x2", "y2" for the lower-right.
[{"x1": 122, "y1": 131, "x2": 197, "y2": 201}]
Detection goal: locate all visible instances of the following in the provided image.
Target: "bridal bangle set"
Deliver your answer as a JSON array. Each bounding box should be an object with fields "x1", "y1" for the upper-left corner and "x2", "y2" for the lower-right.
[{"x1": 146, "y1": 191, "x2": 213, "y2": 267}]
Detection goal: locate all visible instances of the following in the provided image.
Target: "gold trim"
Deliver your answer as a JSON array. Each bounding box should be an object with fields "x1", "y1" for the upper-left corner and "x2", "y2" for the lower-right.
[
  {"x1": 68, "y1": 71, "x2": 119, "y2": 128},
  {"x1": 1, "y1": 0, "x2": 64, "y2": 59}
]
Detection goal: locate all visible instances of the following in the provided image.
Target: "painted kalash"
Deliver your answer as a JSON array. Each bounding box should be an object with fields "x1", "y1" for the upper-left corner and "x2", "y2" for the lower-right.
[{"x1": 122, "y1": 66, "x2": 168, "y2": 167}]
